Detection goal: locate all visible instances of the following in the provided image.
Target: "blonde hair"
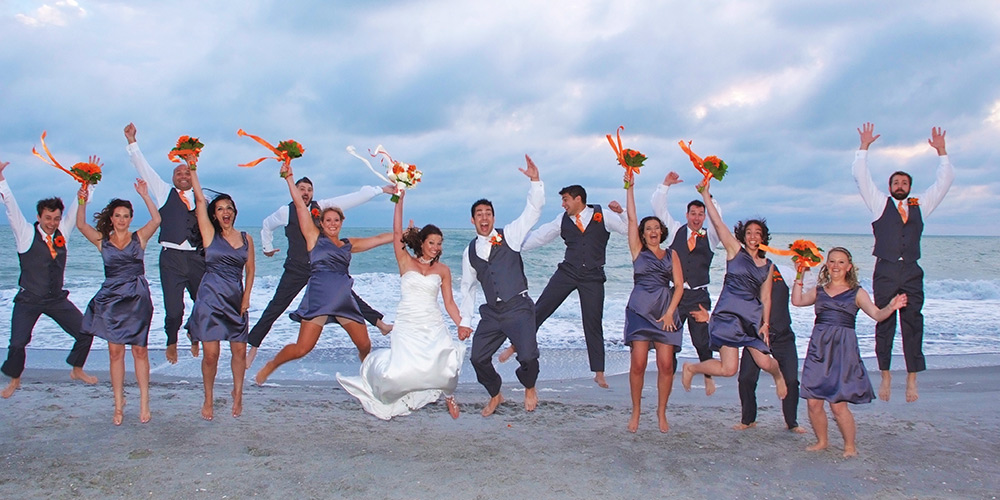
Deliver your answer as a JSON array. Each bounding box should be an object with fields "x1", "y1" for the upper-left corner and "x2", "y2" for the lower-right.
[{"x1": 817, "y1": 246, "x2": 860, "y2": 289}]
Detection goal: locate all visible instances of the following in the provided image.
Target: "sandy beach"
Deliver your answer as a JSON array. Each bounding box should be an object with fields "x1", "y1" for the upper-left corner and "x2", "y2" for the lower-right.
[{"x1": 1, "y1": 351, "x2": 998, "y2": 500}]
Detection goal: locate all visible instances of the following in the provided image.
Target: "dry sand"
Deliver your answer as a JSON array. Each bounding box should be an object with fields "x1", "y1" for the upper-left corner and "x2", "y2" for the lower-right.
[{"x1": 1, "y1": 361, "x2": 998, "y2": 499}]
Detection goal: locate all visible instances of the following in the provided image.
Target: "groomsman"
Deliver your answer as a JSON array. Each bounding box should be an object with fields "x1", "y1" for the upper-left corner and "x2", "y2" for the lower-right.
[
  {"x1": 459, "y1": 155, "x2": 544, "y2": 417},
  {"x1": 853, "y1": 123, "x2": 954, "y2": 403},
  {"x1": 652, "y1": 172, "x2": 722, "y2": 395},
  {"x1": 735, "y1": 264, "x2": 805, "y2": 432},
  {"x1": 1, "y1": 160, "x2": 97, "y2": 398},
  {"x1": 124, "y1": 123, "x2": 204, "y2": 364},
  {"x1": 246, "y1": 177, "x2": 393, "y2": 368},
  {"x1": 514, "y1": 185, "x2": 628, "y2": 388}
]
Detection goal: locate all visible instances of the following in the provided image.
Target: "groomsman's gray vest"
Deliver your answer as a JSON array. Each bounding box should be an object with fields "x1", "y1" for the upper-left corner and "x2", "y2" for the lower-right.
[
  {"x1": 559, "y1": 205, "x2": 610, "y2": 271},
  {"x1": 284, "y1": 200, "x2": 321, "y2": 273},
  {"x1": 18, "y1": 222, "x2": 67, "y2": 299},
  {"x1": 468, "y1": 229, "x2": 529, "y2": 303},
  {"x1": 158, "y1": 189, "x2": 201, "y2": 248},
  {"x1": 669, "y1": 224, "x2": 714, "y2": 289},
  {"x1": 769, "y1": 267, "x2": 792, "y2": 334},
  {"x1": 872, "y1": 197, "x2": 923, "y2": 262}
]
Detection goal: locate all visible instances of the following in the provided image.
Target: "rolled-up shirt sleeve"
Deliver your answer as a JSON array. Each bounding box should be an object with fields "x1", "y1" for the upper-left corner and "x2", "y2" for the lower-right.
[{"x1": 260, "y1": 205, "x2": 289, "y2": 253}]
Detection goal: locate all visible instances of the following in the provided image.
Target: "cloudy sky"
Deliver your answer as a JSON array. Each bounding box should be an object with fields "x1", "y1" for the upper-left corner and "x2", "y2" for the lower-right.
[{"x1": 1, "y1": 0, "x2": 997, "y2": 235}]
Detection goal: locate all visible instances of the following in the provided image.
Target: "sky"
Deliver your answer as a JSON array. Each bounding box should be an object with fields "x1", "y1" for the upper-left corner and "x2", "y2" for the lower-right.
[{"x1": 1, "y1": 0, "x2": 997, "y2": 235}]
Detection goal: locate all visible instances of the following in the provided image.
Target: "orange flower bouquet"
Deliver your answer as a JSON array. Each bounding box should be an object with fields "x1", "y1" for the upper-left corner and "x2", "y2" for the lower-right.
[
  {"x1": 237, "y1": 129, "x2": 305, "y2": 177},
  {"x1": 759, "y1": 239, "x2": 824, "y2": 279},
  {"x1": 678, "y1": 140, "x2": 728, "y2": 192},
  {"x1": 167, "y1": 135, "x2": 204, "y2": 168},
  {"x1": 31, "y1": 131, "x2": 103, "y2": 204},
  {"x1": 607, "y1": 126, "x2": 646, "y2": 189}
]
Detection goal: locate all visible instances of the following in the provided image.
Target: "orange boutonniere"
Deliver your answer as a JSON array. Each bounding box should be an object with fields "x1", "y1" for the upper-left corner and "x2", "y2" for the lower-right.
[
  {"x1": 53, "y1": 235, "x2": 66, "y2": 247},
  {"x1": 772, "y1": 269, "x2": 785, "y2": 283},
  {"x1": 489, "y1": 233, "x2": 503, "y2": 247},
  {"x1": 310, "y1": 208, "x2": 320, "y2": 218},
  {"x1": 593, "y1": 212, "x2": 603, "y2": 223},
  {"x1": 907, "y1": 197, "x2": 920, "y2": 206}
]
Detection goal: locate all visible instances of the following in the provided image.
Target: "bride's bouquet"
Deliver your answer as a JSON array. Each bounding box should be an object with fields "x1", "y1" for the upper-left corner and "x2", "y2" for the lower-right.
[{"x1": 346, "y1": 144, "x2": 422, "y2": 203}]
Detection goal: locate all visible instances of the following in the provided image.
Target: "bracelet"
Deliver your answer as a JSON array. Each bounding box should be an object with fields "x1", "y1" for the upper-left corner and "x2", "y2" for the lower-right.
[{"x1": 793, "y1": 281, "x2": 803, "y2": 286}]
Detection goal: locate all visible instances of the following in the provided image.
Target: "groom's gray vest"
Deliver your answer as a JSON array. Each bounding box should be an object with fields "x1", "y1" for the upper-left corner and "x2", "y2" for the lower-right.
[
  {"x1": 468, "y1": 229, "x2": 529, "y2": 303},
  {"x1": 872, "y1": 197, "x2": 923, "y2": 262}
]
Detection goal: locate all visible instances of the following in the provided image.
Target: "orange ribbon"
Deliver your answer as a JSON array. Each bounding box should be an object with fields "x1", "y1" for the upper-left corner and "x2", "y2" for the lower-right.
[
  {"x1": 607, "y1": 125, "x2": 640, "y2": 188},
  {"x1": 32, "y1": 131, "x2": 84, "y2": 183},
  {"x1": 678, "y1": 140, "x2": 715, "y2": 192},
  {"x1": 759, "y1": 240, "x2": 825, "y2": 276},
  {"x1": 237, "y1": 129, "x2": 292, "y2": 169}
]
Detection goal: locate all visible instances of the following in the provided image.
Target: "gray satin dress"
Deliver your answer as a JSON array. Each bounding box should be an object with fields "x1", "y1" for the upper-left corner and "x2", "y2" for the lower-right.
[
  {"x1": 800, "y1": 287, "x2": 875, "y2": 404},
  {"x1": 188, "y1": 233, "x2": 249, "y2": 342},
  {"x1": 81, "y1": 233, "x2": 153, "y2": 346},
  {"x1": 708, "y1": 248, "x2": 771, "y2": 353},
  {"x1": 624, "y1": 249, "x2": 682, "y2": 348}
]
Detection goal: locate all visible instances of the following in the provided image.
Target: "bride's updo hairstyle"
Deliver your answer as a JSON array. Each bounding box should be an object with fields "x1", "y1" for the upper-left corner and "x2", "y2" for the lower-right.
[{"x1": 402, "y1": 224, "x2": 443, "y2": 264}]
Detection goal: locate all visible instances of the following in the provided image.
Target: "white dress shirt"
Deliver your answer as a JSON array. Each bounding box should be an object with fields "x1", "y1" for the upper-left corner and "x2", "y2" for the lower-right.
[
  {"x1": 521, "y1": 204, "x2": 628, "y2": 251},
  {"x1": 1, "y1": 179, "x2": 84, "y2": 254},
  {"x1": 126, "y1": 141, "x2": 197, "y2": 251},
  {"x1": 459, "y1": 181, "x2": 545, "y2": 327},
  {"x1": 260, "y1": 186, "x2": 385, "y2": 253},
  {"x1": 651, "y1": 183, "x2": 723, "y2": 250},
  {"x1": 852, "y1": 150, "x2": 954, "y2": 221}
]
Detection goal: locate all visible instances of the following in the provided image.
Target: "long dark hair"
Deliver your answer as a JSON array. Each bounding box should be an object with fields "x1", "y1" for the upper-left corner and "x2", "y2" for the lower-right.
[
  {"x1": 207, "y1": 194, "x2": 237, "y2": 234},
  {"x1": 93, "y1": 199, "x2": 133, "y2": 239},
  {"x1": 401, "y1": 224, "x2": 443, "y2": 264}
]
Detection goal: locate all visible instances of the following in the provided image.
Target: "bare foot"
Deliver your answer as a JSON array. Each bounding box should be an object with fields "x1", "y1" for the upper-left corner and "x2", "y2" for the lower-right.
[
  {"x1": 627, "y1": 412, "x2": 640, "y2": 433},
  {"x1": 681, "y1": 363, "x2": 694, "y2": 392},
  {"x1": 594, "y1": 372, "x2": 609, "y2": 389},
  {"x1": 733, "y1": 422, "x2": 757, "y2": 431},
  {"x1": 246, "y1": 346, "x2": 258, "y2": 370},
  {"x1": 481, "y1": 394, "x2": 504, "y2": 417},
  {"x1": 231, "y1": 389, "x2": 242, "y2": 418},
  {"x1": 255, "y1": 361, "x2": 275, "y2": 386},
  {"x1": 190, "y1": 341, "x2": 200, "y2": 358},
  {"x1": 524, "y1": 387, "x2": 538, "y2": 412},
  {"x1": 113, "y1": 405, "x2": 124, "y2": 426},
  {"x1": 446, "y1": 397, "x2": 460, "y2": 419},
  {"x1": 1, "y1": 378, "x2": 20, "y2": 398},
  {"x1": 878, "y1": 372, "x2": 891, "y2": 401},
  {"x1": 377, "y1": 320, "x2": 393, "y2": 336},
  {"x1": 774, "y1": 374, "x2": 788, "y2": 400},
  {"x1": 657, "y1": 414, "x2": 670, "y2": 433},
  {"x1": 842, "y1": 444, "x2": 858, "y2": 458},
  {"x1": 905, "y1": 374, "x2": 919, "y2": 403},
  {"x1": 705, "y1": 377, "x2": 716, "y2": 396},
  {"x1": 165, "y1": 344, "x2": 178, "y2": 364},
  {"x1": 498, "y1": 345, "x2": 515, "y2": 363},
  {"x1": 70, "y1": 367, "x2": 98, "y2": 385},
  {"x1": 201, "y1": 400, "x2": 214, "y2": 421},
  {"x1": 789, "y1": 426, "x2": 808, "y2": 434},
  {"x1": 806, "y1": 441, "x2": 828, "y2": 452},
  {"x1": 140, "y1": 405, "x2": 152, "y2": 424}
]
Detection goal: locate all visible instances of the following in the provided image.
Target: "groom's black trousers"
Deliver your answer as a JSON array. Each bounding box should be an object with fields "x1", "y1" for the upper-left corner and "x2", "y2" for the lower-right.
[
  {"x1": 470, "y1": 294, "x2": 539, "y2": 396},
  {"x1": 533, "y1": 265, "x2": 606, "y2": 372}
]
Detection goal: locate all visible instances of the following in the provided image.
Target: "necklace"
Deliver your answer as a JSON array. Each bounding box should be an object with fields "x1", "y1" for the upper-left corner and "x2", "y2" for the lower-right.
[{"x1": 418, "y1": 256, "x2": 434, "y2": 265}]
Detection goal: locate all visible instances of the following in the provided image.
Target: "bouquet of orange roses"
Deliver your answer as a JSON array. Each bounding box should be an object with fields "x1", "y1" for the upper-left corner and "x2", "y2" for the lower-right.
[
  {"x1": 237, "y1": 129, "x2": 304, "y2": 177},
  {"x1": 759, "y1": 239, "x2": 824, "y2": 279},
  {"x1": 678, "y1": 140, "x2": 728, "y2": 192},
  {"x1": 31, "y1": 131, "x2": 103, "y2": 204},
  {"x1": 607, "y1": 125, "x2": 646, "y2": 189},
  {"x1": 167, "y1": 135, "x2": 204, "y2": 168}
]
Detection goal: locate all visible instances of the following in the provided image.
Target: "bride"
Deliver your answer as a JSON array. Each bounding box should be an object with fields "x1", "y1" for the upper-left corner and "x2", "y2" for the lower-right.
[{"x1": 337, "y1": 190, "x2": 466, "y2": 420}]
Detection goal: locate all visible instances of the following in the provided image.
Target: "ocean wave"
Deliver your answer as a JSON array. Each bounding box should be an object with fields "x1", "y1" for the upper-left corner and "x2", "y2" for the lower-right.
[{"x1": 925, "y1": 279, "x2": 1000, "y2": 300}]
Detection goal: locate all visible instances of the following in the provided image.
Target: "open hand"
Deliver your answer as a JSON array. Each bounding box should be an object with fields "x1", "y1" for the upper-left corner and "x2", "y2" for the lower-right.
[
  {"x1": 928, "y1": 127, "x2": 947, "y2": 155},
  {"x1": 519, "y1": 155, "x2": 540, "y2": 181},
  {"x1": 858, "y1": 122, "x2": 880, "y2": 150},
  {"x1": 134, "y1": 178, "x2": 148, "y2": 196}
]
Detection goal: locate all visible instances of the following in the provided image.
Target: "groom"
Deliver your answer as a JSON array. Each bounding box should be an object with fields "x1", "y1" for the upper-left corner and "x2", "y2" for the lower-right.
[{"x1": 458, "y1": 155, "x2": 544, "y2": 417}]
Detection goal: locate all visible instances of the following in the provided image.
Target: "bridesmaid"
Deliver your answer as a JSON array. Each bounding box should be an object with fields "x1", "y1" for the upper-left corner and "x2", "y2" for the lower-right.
[
  {"x1": 76, "y1": 179, "x2": 161, "y2": 425},
  {"x1": 792, "y1": 247, "x2": 906, "y2": 457},
  {"x1": 254, "y1": 164, "x2": 391, "y2": 385},
  {"x1": 681, "y1": 182, "x2": 787, "y2": 400},
  {"x1": 186, "y1": 156, "x2": 255, "y2": 420},
  {"x1": 623, "y1": 175, "x2": 683, "y2": 433}
]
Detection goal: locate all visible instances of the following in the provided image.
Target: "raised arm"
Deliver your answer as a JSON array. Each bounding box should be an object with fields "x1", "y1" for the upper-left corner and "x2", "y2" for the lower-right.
[
  {"x1": 852, "y1": 122, "x2": 885, "y2": 217},
  {"x1": 241, "y1": 234, "x2": 255, "y2": 315},
  {"x1": 651, "y1": 172, "x2": 684, "y2": 236},
  {"x1": 625, "y1": 179, "x2": 642, "y2": 260},
  {"x1": 282, "y1": 165, "x2": 319, "y2": 249},
  {"x1": 134, "y1": 179, "x2": 161, "y2": 248},
  {"x1": 124, "y1": 123, "x2": 171, "y2": 206},
  {"x1": 392, "y1": 189, "x2": 412, "y2": 273},
  {"x1": 348, "y1": 232, "x2": 393, "y2": 253},
  {"x1": 0, "y1": 162, "x2": 36, "y2": 252},
  {"x1": 503, "y1": 155, "x2": 545, "y2": 250},
  {"x1": 188, "y1": 157, "x2": 214, "y2": 247},
  {"x1": 857, "y1": 288, "x2": 906, "y2": 322},
  {"x1": 790, "y1": 271, "x2": 818, "y2": 307},
  {"x1": 918, "y1": 127, "x2": 955, "y2": 217},
  {"x1": 75, "y1": 186, "x2": 102, "y2": 248},
  {"x1": 700, "y1": 182, "x2": 740, "y2": 258}
]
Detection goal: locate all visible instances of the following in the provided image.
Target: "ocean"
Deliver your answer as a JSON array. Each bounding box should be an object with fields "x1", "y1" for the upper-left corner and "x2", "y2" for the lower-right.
[{"x1": 2, "y1": 227, "x2": 999, "y2": 380}]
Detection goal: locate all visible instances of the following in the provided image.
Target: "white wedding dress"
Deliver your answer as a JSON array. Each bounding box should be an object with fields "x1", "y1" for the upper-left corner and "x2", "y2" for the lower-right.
[{"x1": 337, "y1": 271, "x2": 466, "y2": 420}]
